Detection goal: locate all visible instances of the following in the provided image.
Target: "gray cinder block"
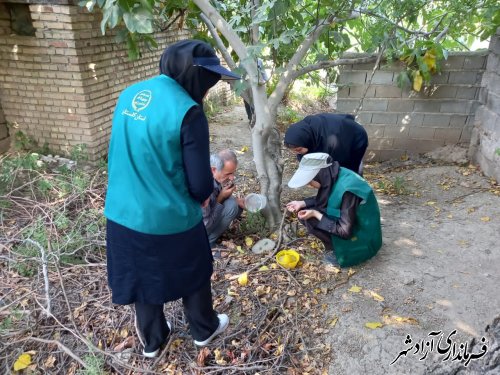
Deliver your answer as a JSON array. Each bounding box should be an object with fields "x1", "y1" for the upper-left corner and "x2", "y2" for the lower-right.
[
  {"x1": 414, "y1": 100, "x2": 442, "y2": 113},
  {"x1": 362, "y1": 98, "x2": 389, "y2": 111},
  {"x1": 372, "y1": 113, "x2": 398, "y2": 125},
  {"x1": 397, "y1": 113, "x2": 424, "y2": 126}
]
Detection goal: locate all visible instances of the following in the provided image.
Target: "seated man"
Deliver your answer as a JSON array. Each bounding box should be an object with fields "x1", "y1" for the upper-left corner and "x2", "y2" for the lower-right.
[{"x1": 203, "y1": 149, "x2": 245, "y2": 248}]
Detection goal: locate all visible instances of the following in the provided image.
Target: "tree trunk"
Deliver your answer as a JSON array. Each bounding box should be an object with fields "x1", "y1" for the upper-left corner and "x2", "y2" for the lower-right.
[{"x1": 251, "y1": 86, "x2": 283, "y2": 228}]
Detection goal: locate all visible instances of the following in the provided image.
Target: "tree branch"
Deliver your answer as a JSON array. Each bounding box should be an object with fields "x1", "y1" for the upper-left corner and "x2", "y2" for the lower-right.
[
  {"x1": 355, "y1": 47, "x2": 386, "y2": 115},
  {"x1": 435, "y1": 26, "x2": 450, "y2": 43},
  {"x1": 358, "y1": 8, "x2": 433, "y2": 36},
  {"x1": 158, "y1": 10, "x2": 184, "y2": 32},
  {"x1": 194, "y1": 0, "x2": 262, "y2": 94},
  {"x1": 199, "y1": 13, "x2": 237, "y2": 70},
  {"x1": 269, "y1": 11, "x2": 360, "y2": 109},
  {"x1": 291, "y1": 55, "x2": 379, "y2": 80},
  {"x1": 24, "y1": 238, "x2": 51, "y2": 317},
  {"x1": 358, "y1": 7, "x2": 450, "y2": 41},
  {"x1": 199, "y1": 12, "x2": 252, "y2": 105},
  {"x1": 193, "y1": 0, "x2": 247, "y2": 58},
  {"x1": 250, "y1": 0, "x2": 260, "y2": 44},
  {"x1": 27, "y1": 337, "x2": 87, "y2": 368}
]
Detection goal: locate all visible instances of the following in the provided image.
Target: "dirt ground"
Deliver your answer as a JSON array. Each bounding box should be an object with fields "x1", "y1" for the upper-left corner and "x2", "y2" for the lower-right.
[{"x1": 209, "y1": 104, "x2": 500, "y2": 374}]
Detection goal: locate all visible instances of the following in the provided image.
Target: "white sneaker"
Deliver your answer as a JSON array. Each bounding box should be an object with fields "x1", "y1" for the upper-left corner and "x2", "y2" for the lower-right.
[
  {"x1": 142, "y1": 347, "x2": 160, "y2": 358},
  {"x1": 193, "y1": 314, "x2": 229, "y2": 346},
  {"x1": 142, "y1": 321, "x2": 172, "y2": 358}
]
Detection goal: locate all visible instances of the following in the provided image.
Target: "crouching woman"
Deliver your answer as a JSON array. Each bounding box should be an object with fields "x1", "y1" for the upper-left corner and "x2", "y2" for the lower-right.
[{"x1": 286, "y1": 153, "x2": 382, "y2": 267}]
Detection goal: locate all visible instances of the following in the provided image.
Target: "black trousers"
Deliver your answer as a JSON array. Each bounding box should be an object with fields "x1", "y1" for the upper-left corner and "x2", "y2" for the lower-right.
[
  {"x1": 243, "y1": 100, "x2": 254, "y2": 122},
  {"x1": 134, "y1": 280, "x2": 219, "y2": 352}
]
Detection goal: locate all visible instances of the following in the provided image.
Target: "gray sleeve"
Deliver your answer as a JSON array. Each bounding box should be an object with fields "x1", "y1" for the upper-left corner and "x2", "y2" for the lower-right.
[{"x1": 202, "y1": 191, "x2": 225, "y2": 229}]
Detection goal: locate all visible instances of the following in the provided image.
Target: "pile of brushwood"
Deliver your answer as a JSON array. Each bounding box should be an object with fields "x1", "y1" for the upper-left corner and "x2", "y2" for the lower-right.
[{"x1": 1, "y1": 151, "x2": 357, "y2": 375}]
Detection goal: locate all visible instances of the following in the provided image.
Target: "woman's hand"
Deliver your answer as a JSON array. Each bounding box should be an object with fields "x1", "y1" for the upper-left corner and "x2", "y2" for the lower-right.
[
  {"x1": 286, "y1": 200, "x2": 306, "y2": 212},
  {"x1": 308, "y1": 180, "x2": 321, "y2": 189},
  {"x1": 297, "y1": 209, "x2": 323, "y2": 221}
]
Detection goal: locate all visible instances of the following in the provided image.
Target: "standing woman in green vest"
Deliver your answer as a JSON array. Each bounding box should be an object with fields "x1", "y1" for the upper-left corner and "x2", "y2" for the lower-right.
[
  {"x1": 104, "y1": 40, "x2": 240, "y2": 357},
  {"x1": 286, "y1": 153, "x2": 382, "y2": 267}
]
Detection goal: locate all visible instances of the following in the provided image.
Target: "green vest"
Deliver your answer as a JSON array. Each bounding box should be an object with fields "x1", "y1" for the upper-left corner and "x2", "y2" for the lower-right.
[
  {"x1": 104, "y1": 75, "x2": 201, "y2": 235},
  {"x1": 326, "y1": 167, "x2": 382, "y2": 267}
]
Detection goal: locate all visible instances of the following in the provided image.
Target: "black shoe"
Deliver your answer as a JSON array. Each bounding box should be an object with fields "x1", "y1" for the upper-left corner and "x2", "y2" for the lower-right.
[{"x1": 323, "y1": 252, "x2": 340, "y2": 267}]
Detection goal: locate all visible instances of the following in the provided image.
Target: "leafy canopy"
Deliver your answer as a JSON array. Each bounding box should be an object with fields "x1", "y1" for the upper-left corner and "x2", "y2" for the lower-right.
[{"x1": 82, "y1": 0, "x2": 499, "y2": 87}]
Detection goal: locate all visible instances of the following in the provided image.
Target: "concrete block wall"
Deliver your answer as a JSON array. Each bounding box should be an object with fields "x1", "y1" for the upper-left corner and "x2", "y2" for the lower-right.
[
  {"x1": 469, "y1": 29, "x2": 500, "y2": 182},
  {"x1": 337, "y1": 52, "x2": 488, "y2": 161},
  {"x1": 0, "y1": 2, "x2": 231, "y2": 160}
]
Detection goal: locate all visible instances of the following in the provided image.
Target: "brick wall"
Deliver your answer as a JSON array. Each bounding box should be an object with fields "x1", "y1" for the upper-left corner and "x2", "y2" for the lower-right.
[
  {"x1": 0, "y1": 2, "x2": 230, "y2": 160},
  {"x1": 0, "y1": 8, "x2": 10, "y2": 153},
  {"x1": 469, "y1": 29, "x2": 500, "y2": 182},
  {"x1": 0, "y1": 100, "x2": 8, "y2": 153},
  {"x1": 337, "y1": 51, "x2": 488, "y2": 161}
]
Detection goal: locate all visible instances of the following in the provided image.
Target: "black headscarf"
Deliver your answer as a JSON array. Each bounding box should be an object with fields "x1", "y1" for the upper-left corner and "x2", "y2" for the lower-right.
[
  {"x1": 159, "y1": 40, "x2": 221, "y2": 104},
  {"x1": 284, "y1": 113, "x2": 368, "y2": 169},
  {"x1": 313, "y1": 159, "x2": 339, "y2": 211}
]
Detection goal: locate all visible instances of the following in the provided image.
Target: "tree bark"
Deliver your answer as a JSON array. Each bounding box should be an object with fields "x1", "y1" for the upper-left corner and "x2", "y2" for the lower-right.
[{"x1": 251, "y1": 86, "x2": 283, "y2": 228}]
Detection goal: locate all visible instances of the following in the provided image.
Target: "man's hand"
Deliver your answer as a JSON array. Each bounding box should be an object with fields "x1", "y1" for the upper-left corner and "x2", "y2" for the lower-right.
[
  {"x1": 201, "y1": 197, "x2": 210, "y2": 208},
  {"x1": 236, "y1": 196, "x2": 246, "y2": 209},
  {"x1": 217, "y1": 184, "x2": 236, "y2": 203},
  {"x1": 286, "y1": 200, "x2": 306, "y2": 213},
  {"x1": 297, "y1": 209, "x2": 322, "y2": 221}
]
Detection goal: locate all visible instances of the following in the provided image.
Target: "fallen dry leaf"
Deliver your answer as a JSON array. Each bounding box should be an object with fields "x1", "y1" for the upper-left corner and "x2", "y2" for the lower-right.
[
  {"x1": 368, "y1": 291, "x2": 385, "y2": 302},
  {"x1": 119, "y1": 328, "x2": 128, "y2": 338},
  {"x1": 43, "y1": 355, "x2": 56, "y2": 369},
  {"x1": 348, "y1": 285, "x2": 362, "y2": 293},
  {"x1": 13, "y1": 353, "x2": 32, "y2": 371},
  {"x1": 113, "y1": 336, "x2": 135, "y2": 352},
  {"x1": 365, "y1": 322, "x2": 383, "y2": 329},
  {"x1": 480, "y1": 216, "x2": 491, "y2": 222},
  {"x1": 383, "y1": 315, "x2": 418, "y2": 325},
  {"x1": 245, "y1": 237, "x2": 254, "y2": 247},
  {"x1": 214, "y1": 348, "x2": 227, "y2": 365},
  {"x1": 324, "y1": 264, "x2": 340, "y2": 273},
  {"x1": 197, "y1": 347, "x2": 211, "y2": 367},
  {"x1": 237, "y1": 272, "x2": 248, "y2": 286}
]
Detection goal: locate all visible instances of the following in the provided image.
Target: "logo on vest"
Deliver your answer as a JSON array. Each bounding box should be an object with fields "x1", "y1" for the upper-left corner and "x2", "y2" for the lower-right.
[
  {"x1": 132, "y1": 90, "x2": 152, "y2": 111},
  {"x1": 122, "y1": 90, "x2": 152, "y2": 121}
]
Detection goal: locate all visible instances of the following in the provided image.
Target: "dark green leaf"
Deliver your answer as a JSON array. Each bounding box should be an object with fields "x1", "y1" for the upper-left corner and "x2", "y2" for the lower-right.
[
  {"x1": 126, "y1": 34, "x2": 139, "y2": 60},
  {"x1": 117, "y1": 0, "x2": 132, "y2": 12},
  {"x1": 396, "y1": 71, "x2": 411, "y2": 89},
  {"x1": 123, "y1": 9, "x2": 153, "y2": 34},
  {"x1": 115, "y1": 28, "x2": 129, "y2": 43}
]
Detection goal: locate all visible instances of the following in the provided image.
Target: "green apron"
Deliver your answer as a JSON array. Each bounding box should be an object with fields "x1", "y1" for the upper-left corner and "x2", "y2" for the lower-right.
[{"x1": 326, "y1": 167, "x2": 382, "y2": 267}]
